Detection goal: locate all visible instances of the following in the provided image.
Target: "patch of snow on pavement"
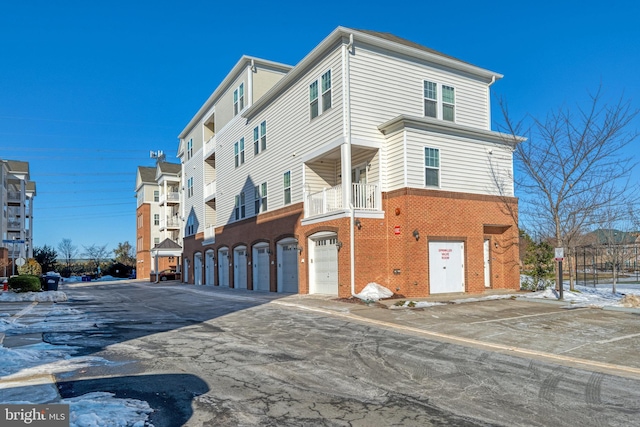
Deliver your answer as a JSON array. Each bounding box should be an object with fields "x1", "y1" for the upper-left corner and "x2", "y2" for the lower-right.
[
  {"x1": 0, "y1": 291, "x2": 68, "y2": 302},
  {"x1": 62, "y1": 392, "x2": 154, "y2": 427},
  {"x1": 354, "y1": 282, "x2": 394, "y2": 302}
]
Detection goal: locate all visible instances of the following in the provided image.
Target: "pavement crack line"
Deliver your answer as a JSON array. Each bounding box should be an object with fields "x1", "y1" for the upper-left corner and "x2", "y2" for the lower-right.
[{"x1": 270, "y1": 300, "x2": 640, "y2": 380}]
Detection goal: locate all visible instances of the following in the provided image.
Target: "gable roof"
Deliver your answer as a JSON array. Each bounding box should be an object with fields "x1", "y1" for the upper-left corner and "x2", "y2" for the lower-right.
[
  {"x1": 5, "y1": 160, "x2": 29, "y2": 176},
  {"x1": 137, "y1": 166, "x2": 156, "y2": 183},
  {"x1": 157, "y1": 161, "x2": 181, "y2": 175},
  {"x1": 154, "y1": 238, "x2": 182, "y2": 249}
]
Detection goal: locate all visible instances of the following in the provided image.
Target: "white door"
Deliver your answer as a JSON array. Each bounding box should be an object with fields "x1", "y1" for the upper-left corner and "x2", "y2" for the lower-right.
[
  {"x1": 484, "y1": 239, "x2": 491, "y2": 288},
  {"x1": 183, "y1": 259, "x2": 189, "y2": 283},
  {"x1": 310, "y1": 235, "x2": 338, "y2": 295},
  {"x1": 194, "y1": 253, "x2": 203, "y2": 285},
  {"x1": 218, "y1": 249, "x2": 229, "y2": 287},
  {"x1": 277, "y1": 239, "x2": 299, "y2": 293},
  {"x1": 253, "y1": 245, "x2": 270, "y2": 291},
  {"x1": 205, "y1": 250, "x2": 214, "y2": 285},
  {"x1": 234, "y1": 247, "x2": 248, "y2": 289},
  {"x1": 429, "y1": 241, "x2": 465, "y2": 294}
]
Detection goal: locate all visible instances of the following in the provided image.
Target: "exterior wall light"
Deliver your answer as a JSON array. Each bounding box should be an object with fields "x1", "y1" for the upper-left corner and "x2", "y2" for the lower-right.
[
  {"x1": 336, "y1": 241, "x2": 343, "y2": 250},
  {"x1": 354, "y1": 219, "x2": 362, "y2": 229},
  {"x1": 412, "y1": 229, "x2": 420, "y2": 241}
]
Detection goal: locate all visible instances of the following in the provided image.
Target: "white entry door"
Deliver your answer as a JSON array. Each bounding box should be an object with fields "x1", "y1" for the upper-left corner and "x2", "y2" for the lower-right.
[
  {"x1": 484, "y1": 239, "x2": 491, "y2": 288},
  {"x1": 194, "y1": 253, "x2": 203, "y2": 285},
  {"x1": 234, "y1": 247, "x2": 248, "y2": 289},
  {"x1": 205, "y1": 250, "x2": 215, "y2": 285},
  {"x1": 429, "y1": 241, "x2": 465, "y2": 294},
  {"x1": 183, "y1": 259, "x2": 189, "y2": 283},
  {"x1": 253, "y1": 245, "x2": 270, "y2": 291},
  {"x1": 310, "y1": 235, "x2": 338, "y2": 295},
  {"x1": 218, "y1": 249, "x2": 229, "y2": 287}
]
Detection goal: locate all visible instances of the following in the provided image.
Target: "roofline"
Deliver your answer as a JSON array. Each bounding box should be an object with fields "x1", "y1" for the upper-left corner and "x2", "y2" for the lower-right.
[
  {"x1": 178, "y1": 56, "x2": 293, "y2": 140},
  {"x1": 378, "y1": 115, "x2": 525, "y2": 146},
  {"x1": 244, "y1": 26, "x2": 503, "y2": 120}
]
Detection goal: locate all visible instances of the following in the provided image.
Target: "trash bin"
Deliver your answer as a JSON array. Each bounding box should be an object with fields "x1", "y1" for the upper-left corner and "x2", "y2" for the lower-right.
[{"x1": 46, "y1": 277, "x2": 60, "y2": 291}]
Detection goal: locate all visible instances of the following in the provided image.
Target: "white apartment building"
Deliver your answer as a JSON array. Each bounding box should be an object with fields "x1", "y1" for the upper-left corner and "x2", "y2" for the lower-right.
[{"x1": 175, "y1": 27, "x2": 520, "y2": 297}]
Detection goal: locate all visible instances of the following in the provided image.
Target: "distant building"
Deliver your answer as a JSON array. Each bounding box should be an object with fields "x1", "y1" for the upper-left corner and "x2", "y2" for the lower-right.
[
  {"x1": 0, "y1": 159, "x2": 36, "y2": 276},
  {"x1": 135, "y1": 162, "x2": 182, "y2": 279},
  {"x1": 164, "y1": 27, "x2": 522, "y2": 296}
]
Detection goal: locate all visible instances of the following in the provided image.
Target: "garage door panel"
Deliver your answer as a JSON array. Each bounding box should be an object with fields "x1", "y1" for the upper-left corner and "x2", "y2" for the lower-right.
[
  {"x1": 311, "y1": 237, "x2": 338, "y2": 295},
  {"x1": 280, "y1": 244, "x2": 298, "y2": 293}
]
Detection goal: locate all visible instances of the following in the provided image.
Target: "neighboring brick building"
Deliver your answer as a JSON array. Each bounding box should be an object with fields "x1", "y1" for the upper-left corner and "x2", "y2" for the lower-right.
[{"x1": 174, "y1": 27, "x2": 520, "y2": 297}]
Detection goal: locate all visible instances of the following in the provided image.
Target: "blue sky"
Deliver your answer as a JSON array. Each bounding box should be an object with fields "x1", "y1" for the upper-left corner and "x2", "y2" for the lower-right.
[{"x1": 1, "y1": 0, "x2": 639, "y2": 254}]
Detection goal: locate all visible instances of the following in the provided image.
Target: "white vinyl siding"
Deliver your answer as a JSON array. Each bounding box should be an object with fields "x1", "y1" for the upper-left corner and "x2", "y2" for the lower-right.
[
  {"x1": 350, "y1": 45, "x2": 491, "y2": 143},
  {"x1": 180, "y1": 128, "x2": 204, "y2": 234}
]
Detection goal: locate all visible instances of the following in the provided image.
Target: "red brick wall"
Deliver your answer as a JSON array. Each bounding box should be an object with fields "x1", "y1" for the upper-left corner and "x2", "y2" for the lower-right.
[
  {"x1": 135, "y1": 204, "x2": 151, "y2": 279},
  {"x1": 180, "y1": 190, "x2": 519, "y2": 298}
]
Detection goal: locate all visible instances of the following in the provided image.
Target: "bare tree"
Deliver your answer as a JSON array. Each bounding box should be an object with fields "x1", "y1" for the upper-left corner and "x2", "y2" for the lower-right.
[
  {"x1": 498, "y1": 87, "x2": 638, "y2": 292},
  {"x1": 58, "y1": 238, "x2": 78, "y2": 274},
  {"x1": 82, "y1": 244, "x2": 109, "y2": 275}
]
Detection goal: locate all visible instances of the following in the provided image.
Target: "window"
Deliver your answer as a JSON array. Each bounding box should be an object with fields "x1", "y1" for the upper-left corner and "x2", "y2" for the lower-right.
[
  {"x1": 235, "y1": 192, "x2": 246, "y2": 220},
  {"x1": 424, "y1": 147, "x2": 440, "y2": 187},
  {"x1": 138, "y1": 237, "x2": 143, "y2": 250},
  {"x1": 283, "y1": 171, "x2": 291, "y2": 205},
  {"x1": 254, "y1": 182, "x2": 267, "y2": 214},
  {"x1": 309, "y1": 70, "x2": 332, "y2": 119},
  {"x1": 154, "y1": 214, "x2": 159, "y2": 226},
  {"x1": 253, "y1": 121, "x2": 267, "y2": 155},
  {"x1": 233, "y1": 83, "x2": 244, "y2": 116},
  {"x1": 309, "y1": 81, "x2": 318, "y2": 119},
  {"x1": 153, "y1": 190, "x2": 159, "y2": 202},
  {"x1": 234, "y1": 138, "x2": 245, "y2": 167},
  {"x1": 186, "y1": 215, "x2": 195, "y2": 235},
  {"x1": 187, "y1": 177, "x2": 194, "y2": 198},
  {"x1": 321, "y1": 70, "x2": 331, "y2": 112},
  {"x1": 186, "y1": 139, "x2": 193, "y2": 160},
  {"x1": 442, "y1": 85, "x2": 455, "y2": 122},
  {"x1": 137, "y1": 214, "x2": 143, "y2": 229},
  {"x1": 424, "y1": 81, "x2": 455, "y2": 122},
  {"x1": 424, "y1": 81, "x2": 437, "y2": 118},
  {"x1": 154, "y1": 237, "x2": 160, "y2": 245}
]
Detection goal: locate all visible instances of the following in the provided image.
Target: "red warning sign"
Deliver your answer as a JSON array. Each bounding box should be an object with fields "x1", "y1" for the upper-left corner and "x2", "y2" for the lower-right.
[{"x1": 394, "y1": 226, "x2": 401, "y2": 235}]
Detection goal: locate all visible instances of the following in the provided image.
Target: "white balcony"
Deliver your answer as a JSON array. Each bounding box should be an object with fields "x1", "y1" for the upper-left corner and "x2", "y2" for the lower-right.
[
  {"x1": 204, "y1": 134, "x2": 216, "y2": 159},
  {"x1": 204, "y1": 225, "x2": 215, "y2": 242},
  {"x1": 304, "y1": 182, "x2": 380, "y2": 218},
  {"x1": 205, "y1": 181, "x2": 216, "y2": 201},
  {"x1": 7, "y1": 191, "x2": 21, "y2": 202},
  {"x1": 160, "y1": 216, "x2": 181, "y2": 230},
  {"x1": 159, "y1": 192, "x2": 180, "y2": 206}
]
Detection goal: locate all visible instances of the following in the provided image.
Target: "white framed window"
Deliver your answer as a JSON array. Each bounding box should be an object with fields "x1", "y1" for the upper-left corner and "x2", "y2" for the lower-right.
[
  {"x1": 253, "y1": 120, "x2": 267, "y2": 155},
  {"x1": 186, "y1": 138, "x2": 193, "y2": 160},
  {"x1": 424, "y1": 81, "x2": 455, "y2": 122},
  {"x1": 137, "y1": 214, "x2": 143, "y2": 229},
  {"x1": 153, "y1": 190, "x2": 159, "y2": 202},
  {"x1": 187, "y1": 177, "x2": 194, "y2": 198},
  {"x1": 442, "y1": 85, "x2": 455, "y2": 122},
  {"x1": 283, "y1": 171, "x2": 291, "y2": 205},
  {"x1": 424, "y1": 147, "x2": 440, "y2": 187},
  {"x1": 321, "y1": 70, "x2": 331, "y2": 112},
  {"x1": 154, "y1": 214, "x2": 159, "y2": 226},
  {"x1": 234, "y1": 138, "x2": 245, "y2": 167},
  {"x1": 254, "y1": 182, "x2": 267, "y2": 214},
  {"x1": 424, "y1": 81, "x2": 437, "y2": 118},
  {"x1": 235, "y1": 192, "x2": 246, "y2": 220},
  {"x1": 309, "y1": 70, "x2": 332, "y2": 119},
  {"x1": 154, "y1": 237, "x2": 160, "y2": 245},
  {"x1": 233, "y1": 83, "x2": 244, "y2": 116}
]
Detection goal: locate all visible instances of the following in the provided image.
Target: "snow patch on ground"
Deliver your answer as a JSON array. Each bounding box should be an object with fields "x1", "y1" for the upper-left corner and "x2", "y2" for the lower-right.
[
  {"x1": 0, "y1": 291, "x2": 67, "y2": 302},
  {"x1": 354, "y1": 283, "x2": 393, "y2": 301},
  {"x1": 62, "y1": 392, "x2": 154, "y2": 427}
]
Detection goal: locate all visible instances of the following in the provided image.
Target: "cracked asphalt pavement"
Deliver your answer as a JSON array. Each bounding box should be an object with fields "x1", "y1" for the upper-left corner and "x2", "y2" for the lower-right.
[{"x1": 2, "y1": 281, "x2": 640, "y2": 426}]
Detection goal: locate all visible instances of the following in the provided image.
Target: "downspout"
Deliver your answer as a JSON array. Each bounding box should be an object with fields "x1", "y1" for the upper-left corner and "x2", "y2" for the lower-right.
[{"x1": 344, "y1": 34, "x2": 356, "y2": 296}]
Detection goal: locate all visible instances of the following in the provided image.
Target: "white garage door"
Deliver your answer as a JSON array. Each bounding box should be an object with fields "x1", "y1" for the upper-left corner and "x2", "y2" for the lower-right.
[
  {"x1": 218, "y1": 249, "x2": 229, "y2": 287},
  {"x1": 234, "y1": 247, "x2": 248, "y2": 289},
  {"x1": 205, "y1": 250, "x2": 215, "y2": 285},
  {"x1": 278, "y1": 240, "x2": 299, "y2": 293},
  {"x1": 194, "y1": 253, "x2": 203, "y2": 285},
  {"x1": 310, "y1": 235, "x2": 338, "y2": 295},
  {"x1": 429, "y1": 241, "x2": 465, "y2": 294},
  {"x1": 253, "y1": 246, "x2": 270, "y2": 291}
]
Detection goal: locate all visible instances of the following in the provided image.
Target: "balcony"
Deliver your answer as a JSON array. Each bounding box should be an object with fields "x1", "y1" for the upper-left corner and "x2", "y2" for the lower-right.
[
  {"x1": 204, "y1": 181, "x2": 216, "y2": 201},
  {"x1": 7, "y1": 191, "x2": 21, "y2": 203},
  {"x1": 204, "y1": 225, "x2": 215, "y2": 243},
  {"x1": 159, "y1": 192, "x2": 180, "y2": 206},
  {"x1": 7, "y1": 219, "x2": 21, "y2": 230},
  {"x1": 160, "y1": 216, "x2": 181, "y2": 231},
  {"x1": 304, "y1": 182, "x2": 380, "y2": 218}
]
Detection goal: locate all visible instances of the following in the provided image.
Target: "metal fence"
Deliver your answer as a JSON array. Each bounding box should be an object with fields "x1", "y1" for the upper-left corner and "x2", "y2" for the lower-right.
[{"x1": 573, "y1": 244, "x2": 640, "y2": 286}]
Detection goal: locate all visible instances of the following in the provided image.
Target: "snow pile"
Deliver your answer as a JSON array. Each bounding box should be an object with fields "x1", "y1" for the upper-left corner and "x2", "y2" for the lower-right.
[
  {"x1": 63, "y1": 392, "x2": 154, "y2": 427},
  {"x1": 354, "y1": 283, "x2": 393, "y2": 301},
  {"x1": 389, "y1": 300, "x2": 446, "y2": 309},
  {"x1": 620, "y1": 294, "x2": 640, "y2": 308},
  {"x1": 0, "y1": 342, "x2": 79, "y2": 377},
  {"x1": 0, "y1": 291, "x2": 67, "y2": 302}
]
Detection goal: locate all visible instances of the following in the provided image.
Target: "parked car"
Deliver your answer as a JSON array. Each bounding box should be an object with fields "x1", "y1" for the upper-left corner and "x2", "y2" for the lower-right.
[{"x1": 158, "y1": 269, "x2": 177, "y2": 281}]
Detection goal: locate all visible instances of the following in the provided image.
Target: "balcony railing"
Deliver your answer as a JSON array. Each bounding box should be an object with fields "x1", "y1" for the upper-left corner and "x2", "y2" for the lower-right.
[
  {"x1": 204, "y1": 225, "x2": 215, "y2": 241},
  {"x1": 304, "y1": 182, "x2": 380, "y2": 218},
  {"x1": 7, "y1": 220, "x2": 21, "y2": 230},
  {"x1": 205, "y1": 181, "x2": 216, "y2": 200},
  {"x1": 7, "y1": 191, "x2": 21, "y2": 202},
  {"x1": 160, "y1": 216, "x2": 181, "y2": 229},
  {"x1": 159, "y1": 192, "x2": 180, "y2": 205}
]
